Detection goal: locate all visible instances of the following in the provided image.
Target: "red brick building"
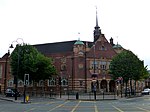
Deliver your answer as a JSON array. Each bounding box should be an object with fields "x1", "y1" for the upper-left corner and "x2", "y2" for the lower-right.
[
  {"x1": 32, "y1": 12, "x2": 123, "y2": 93},
  {"x1": 0, "y1": 13, "x2": 125, "y2": 94}
]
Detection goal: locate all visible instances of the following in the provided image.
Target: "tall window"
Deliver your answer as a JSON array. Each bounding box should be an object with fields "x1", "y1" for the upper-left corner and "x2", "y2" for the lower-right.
[
  {"x1": 100, "y1": 61, "x2": 107, "y2": 70},
  {"x1": 92, "y1": 61, "x2": 98, "y2": 69},
  {"x1": 107, "y1": 62, "x2": 110, "y2": 69},
  {"x1": 0, "y1": 64, "x2": 2, "y2": 78}
]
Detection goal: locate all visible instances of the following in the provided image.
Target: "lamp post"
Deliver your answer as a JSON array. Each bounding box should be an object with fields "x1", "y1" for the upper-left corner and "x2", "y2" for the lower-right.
[
  {"x1": 10, "y1": 38, "x2": 24, "y2": 100},
  {"x1": 91, "y1": 43, "x2": 97, "y2": 100},
  {"x1": 59, "y1": 76, "x2": 62, "y2": 98},
  {"x1": 93, "y1": 44, "x2": 96, "y2": 73},
  {"x1": 71, "y1": 56, "x2": 74, "y2": 91},
  {"x1": 84, "y1": 45, "x2": 87, "y2": 93}
]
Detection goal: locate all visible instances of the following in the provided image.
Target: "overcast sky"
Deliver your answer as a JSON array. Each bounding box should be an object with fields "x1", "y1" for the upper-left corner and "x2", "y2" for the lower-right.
[{"x1": 0, "y1": 0, "x2": 150, "y2": 69}]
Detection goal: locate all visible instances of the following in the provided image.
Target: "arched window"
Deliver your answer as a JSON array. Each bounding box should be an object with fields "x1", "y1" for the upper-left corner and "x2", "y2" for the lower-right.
[
  {"x1": 7, "y1": 79, "x2": 13, "y2": 87},
  {"x1": 62, "y1": 78, "x2": 68, "y2": 86},
  {"x1": 18, "y1": 80, "x2": 23, "y2": 87},
  {"x1": 39, "y1": 80, "x2": 44, "y2": 87},
  {"x1": 48, "y1": 78, "x2": 56, "y2": 86}
]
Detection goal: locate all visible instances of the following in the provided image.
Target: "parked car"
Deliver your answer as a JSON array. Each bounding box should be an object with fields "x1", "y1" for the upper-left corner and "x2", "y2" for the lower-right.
[
  {"x1": 5, "y1": 88, "x2": 21, "y2": 97},
  {"x1": 142, "y1": 88, "x2": 150, "y2": 95}
]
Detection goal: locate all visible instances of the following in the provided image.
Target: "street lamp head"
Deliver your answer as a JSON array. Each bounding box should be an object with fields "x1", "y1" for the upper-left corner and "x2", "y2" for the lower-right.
[
  {"x1": 10, "y1": 38, "x2": 24, "y2": 49},
  {"x1": 9, "y1": 44, "x2": 14, "y2": 48}
]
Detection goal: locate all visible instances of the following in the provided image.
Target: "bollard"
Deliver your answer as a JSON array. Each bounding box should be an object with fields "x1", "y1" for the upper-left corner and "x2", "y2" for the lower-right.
[
  {"x1": 94, "y1": 91, "x2": 96, "y2": 100},
  {"x1": 26, "y1": 95, "x2": 29, "y2": 103},
  {"x1": 76, "y1": 92, "x2": 79, "y2": 100}
]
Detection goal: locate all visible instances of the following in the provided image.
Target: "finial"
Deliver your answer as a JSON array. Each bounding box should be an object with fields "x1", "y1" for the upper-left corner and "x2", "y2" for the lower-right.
[
  {"x1": 78, "y1": 32, "x2": 80, "y2": 41},
  {"x1": 116, "y1": 36, "x2": 119, "y2": 45},
  {"x1": 95, "y1": 6, "x2": 97, "y2": 14},
  {"x1": 95, "y1": 6, "x2": 98, "y2": 27}
]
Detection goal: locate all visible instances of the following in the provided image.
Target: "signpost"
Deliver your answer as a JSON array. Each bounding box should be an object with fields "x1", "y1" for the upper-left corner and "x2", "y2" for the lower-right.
[
  {"x1": 23, "y1": 74, "x2": 29, "y2": 103},
  {"x1": 91, "y1": 73, "x2": 98, "y2": 100}
]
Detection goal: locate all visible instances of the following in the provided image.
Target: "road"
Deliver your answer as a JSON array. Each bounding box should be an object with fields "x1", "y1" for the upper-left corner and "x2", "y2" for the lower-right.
[{"x1": 0, "y1": 95, "x2": 150, "y2": 112}]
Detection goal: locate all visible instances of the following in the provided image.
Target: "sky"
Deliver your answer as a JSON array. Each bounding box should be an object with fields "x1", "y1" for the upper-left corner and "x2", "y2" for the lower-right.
[{"x1": 0, "y1": 0, "x2": 150, "y2": 69}]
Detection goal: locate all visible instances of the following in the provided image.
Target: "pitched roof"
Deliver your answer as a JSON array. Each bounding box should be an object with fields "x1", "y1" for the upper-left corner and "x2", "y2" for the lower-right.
[
  {"x1": 33, "y1": 40, "x2": 76, "y2": 54},
  {"x1": 33, "y1": 40, "x2": 93, "y2": 55}
]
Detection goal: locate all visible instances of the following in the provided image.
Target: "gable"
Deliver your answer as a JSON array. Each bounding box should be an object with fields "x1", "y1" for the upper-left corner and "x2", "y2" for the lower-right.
[{"x1": 87, "y1": 34, "x2": 117, "y2": 59}]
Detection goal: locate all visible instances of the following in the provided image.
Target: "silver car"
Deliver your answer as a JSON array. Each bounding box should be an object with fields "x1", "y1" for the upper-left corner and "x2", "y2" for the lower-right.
[{"x1": 142, "y1": 88, "x2": 150, "y2": 95}]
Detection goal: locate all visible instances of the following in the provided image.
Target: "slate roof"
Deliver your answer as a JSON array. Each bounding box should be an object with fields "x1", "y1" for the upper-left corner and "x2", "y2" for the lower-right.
[
  {"x1": 33, "y1": 40, "x2": 93, "y2": 55},
  {"x1": 33, "y1": 40, "x2": 75, "y2": 54}
]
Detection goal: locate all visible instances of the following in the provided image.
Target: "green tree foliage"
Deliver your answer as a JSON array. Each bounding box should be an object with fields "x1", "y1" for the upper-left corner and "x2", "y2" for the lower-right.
[
  {"x1": 109, "y1": 50, "x2": 148, "y2": 96},
  {"x1": 10, "y1": 44, "x2": 57, "y2": 82},
  {"x1": 33, "y1": 54, "x2": 57, "y2": 82},
  {"x1": 109, "y1": 50, "x2": 147, "y2": 83}
]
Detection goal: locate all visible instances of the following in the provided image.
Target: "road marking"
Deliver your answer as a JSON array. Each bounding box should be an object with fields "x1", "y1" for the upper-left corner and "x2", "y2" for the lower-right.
[
  {"x1": 46, "y1": 102, "x2": 55, "y2": 105},
  {"x1": 71, "y1": 100, "x2": 81, "y2": 112},
  {"x1": 136, "y1": 107, "x2": 150, "y2": 112},
  {"x1": 47, "y1": 101, "x2": 69, "y2": 112},
  {"x1": 94, "y1": 105, "x2": 99, "y2": 112},
  {"x1": 24, "y1": 108, "x2": 35, "y2": 112},
  {"x1": 32, "y1": 102, "x2": 40, "y2": 104},
  {"x1": 112, "y1": 105, "x2": 124, "y2": 112}
]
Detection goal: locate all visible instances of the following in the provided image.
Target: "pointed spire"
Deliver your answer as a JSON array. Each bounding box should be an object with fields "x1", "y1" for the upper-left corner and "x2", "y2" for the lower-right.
[
  {"x1": 95, "y1": 6, "x2": 100, "y2": 29},
  {"x1": 94, "y1": 6, "x2": 101, "y2": 42}
]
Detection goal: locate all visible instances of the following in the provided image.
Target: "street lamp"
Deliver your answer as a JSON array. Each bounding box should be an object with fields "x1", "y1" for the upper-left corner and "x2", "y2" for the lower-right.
[
  {"x1": 93, "y1": 44, "x2": 96, "y2": 73},
  {"x1": 84, "y1": 47, "x2": 87, "y2": 93},
  {"x1": 10, "y1": 38, "x2": 24, "y2": 100},
  {"x1": 71, "y1": 56, "x2": 74, "y2": 91},
  {"x1": 91, "y1": 43, "x2": 98, "y2": 100},
  {"x1": 58, "y1": 76, "x2": 62, "y2": 98}
]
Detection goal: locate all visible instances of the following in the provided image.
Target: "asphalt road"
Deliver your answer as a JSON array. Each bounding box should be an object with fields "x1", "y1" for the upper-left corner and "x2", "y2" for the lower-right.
[{"x1": 0, "y1": 95, "x2": 150, "y2": 112}]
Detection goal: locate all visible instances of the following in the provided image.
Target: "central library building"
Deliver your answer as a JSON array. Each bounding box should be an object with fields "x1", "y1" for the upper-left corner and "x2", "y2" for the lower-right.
[
  {"x1": 32, "y1": 15, "x2": 124, "y2": 93},
  {"x1": 1, "y1": 13, "x2": 147, "y2": 95}
]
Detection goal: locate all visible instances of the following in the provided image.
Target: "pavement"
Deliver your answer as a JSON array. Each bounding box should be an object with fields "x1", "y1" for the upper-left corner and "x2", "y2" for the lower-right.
[
  {"x1": 0, "y1": 93, "x2": 144, "y2": 103},
  {"x1": 0, "y1": 94, "x2": 64, "y2": 103},
  {"x1": 0, "y1": 94, "x2": 24, "y2": 103}
]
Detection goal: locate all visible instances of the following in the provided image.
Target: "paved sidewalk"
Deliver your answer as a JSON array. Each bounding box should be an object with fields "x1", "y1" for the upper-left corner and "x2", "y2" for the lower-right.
[
  {"x1": 0, "y1": 94, "x2": 118, "y2": 103},
  {"x1": 0, "y1": 94, "x2": 22, "y2": 103},
  {"x1": 0, "y1": 94, "x2": 60, "y2": 103},
  {"x1": 0, "y1": 94, "x2": 144, "y2": 103}
]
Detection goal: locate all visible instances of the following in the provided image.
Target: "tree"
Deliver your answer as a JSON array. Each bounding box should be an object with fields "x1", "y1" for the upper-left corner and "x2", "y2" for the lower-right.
[
  {"x1": 109, "y1": 50, "x2": 147, "y2": 96},
  {"x1": 33, "y1": 53, "x2": 57, "y2": 82},
  {"x1": 10, "y1": 44, "x2": 57, "y2": 83}
]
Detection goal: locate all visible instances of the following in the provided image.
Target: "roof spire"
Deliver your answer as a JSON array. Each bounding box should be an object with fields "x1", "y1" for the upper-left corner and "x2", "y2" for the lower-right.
[
  {"x1": 95, "y1": 6, "x2": 99, "y2": 28},
  {"x1": 93, "y1": 6, "x2": 101, "y2": 42}
]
